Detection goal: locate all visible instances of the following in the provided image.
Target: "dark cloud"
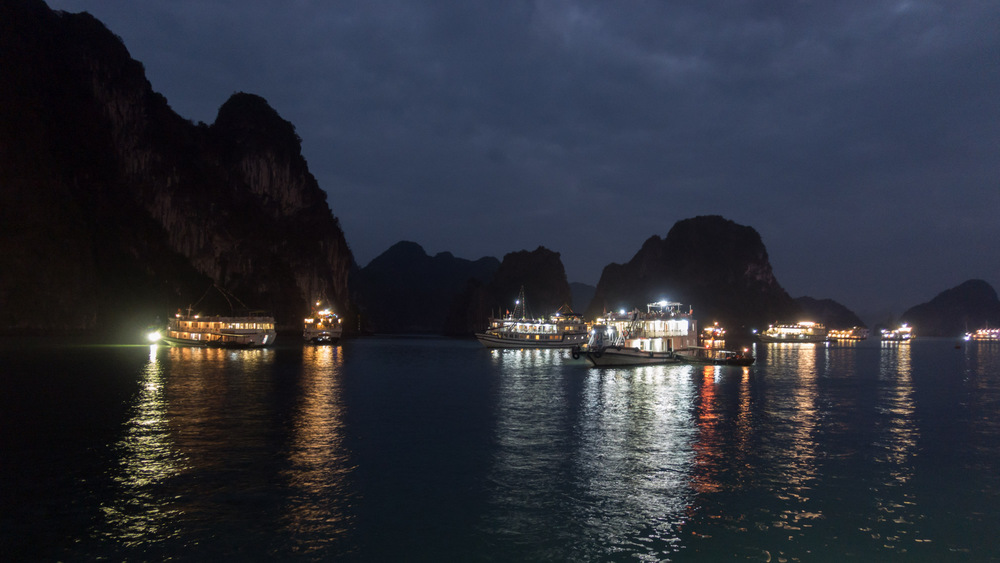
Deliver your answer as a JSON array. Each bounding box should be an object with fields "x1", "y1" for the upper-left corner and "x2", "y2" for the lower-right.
[{"x1": 49, "y1": 0, "x2": 1000, "y2": 319}]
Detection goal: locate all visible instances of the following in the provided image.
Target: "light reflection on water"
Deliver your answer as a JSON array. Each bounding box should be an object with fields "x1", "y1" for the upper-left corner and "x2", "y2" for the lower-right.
[
  {"x1": 4, "y1": 338, "x2": 1000, "y2": 560},
  {"x1": 485, "y1": 350, "x2": 701, "y2": 560},
  {"x1": 867, "y1": 342, "x2": 920, "y2": 553},
  {"x1": 477, "y1": 342, "x2": 1000, "y2": 560},
  {"x1": 576, "y1": 364, "x2": 698, "y2": 558},
  {"x1": 93, "y1": 344, "x2": 356, "y2": 557},
  {"x1": 98, "y1": 345, "x2": 184, "y2": 548},
  {"x1": 280, "y1": 345, "x2": 355, "y2": 553},
  {"x1": 97, "y1": 346, "x2": 282, "y2": 552},
  {"x1": 759, "y1": 343, "x2": 823, "y2": 557}
]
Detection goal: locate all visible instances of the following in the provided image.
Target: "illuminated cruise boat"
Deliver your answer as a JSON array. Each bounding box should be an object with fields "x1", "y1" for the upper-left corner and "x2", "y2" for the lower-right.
[
  {"x1": 965, "y1": 328, "x2": 1000, "y2": 342},
  {"x1": 758, "y1": 321, "x2": 828, "y2": 343},
  {"x1": 700, "y1": 322, "x2": 726, "y2": 344},
  {"x1": 304, "y1": 305, "x2": 343, "y2": 344},
  {"x1": 828, "y1": 326, "x2": 870, "y2": 341},
  {"x1": 158, "y1": 308, "x2": 276, "y2": 348},
  {"x1": 475, "y1": 287, "x2": 588, "y2": 349},
  {"x1": 583, "y1": 300, "x2": 698, "y2": 366},
  {"x1": 881, "y1": 323, "x2": 914, "y2": 341}
]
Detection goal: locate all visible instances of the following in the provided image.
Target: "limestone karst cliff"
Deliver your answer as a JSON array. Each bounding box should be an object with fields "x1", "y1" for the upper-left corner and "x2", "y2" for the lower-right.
[
  {"x1": 585, "y1": 215, "x2": 798, "y2": 334},
  {"x1": 1, "y1": 0, "x2": 352, "y2": 335}
]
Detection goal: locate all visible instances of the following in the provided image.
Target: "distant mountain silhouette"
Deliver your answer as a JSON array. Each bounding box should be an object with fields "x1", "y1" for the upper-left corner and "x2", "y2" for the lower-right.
[
  {"x1": 795, "y1": 297, "x2": 866, "y2": 329},
  {"x1": 570, "y1": 282, "x2": 596, "y2": 315},
  {"x1": 0, "y1": 1, "x2": 352, "y2": 336},
  {"x1": 901, "y1": 279, "x2": 1000, "y2": 337},
  {"x1": 586, "y1": 215, "x2": 798, "y2": 335},
  {"x1": 353, "y1": 243, "x2": 572, "y2": 336},
  {"x1": 445, "y1": 246, "x2": 573, "y2": 335},
  {"x1": 353, "y1": 242, "x2": 498, "y2": 334}
]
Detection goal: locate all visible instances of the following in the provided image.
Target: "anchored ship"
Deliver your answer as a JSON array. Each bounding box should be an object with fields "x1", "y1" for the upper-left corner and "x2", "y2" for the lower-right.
[
  {"x1": 758, "y1": 322, "x2": 829, "y2": 343},
  {"x1": 475, "y1": 287, "x2": 588, "y2": 349},
  {"x1": 304, "y1": 305, "x2": 343, "y2": 344},
  {"x1": 583, "y1": 300, "x2": 699, "y2": 366}
]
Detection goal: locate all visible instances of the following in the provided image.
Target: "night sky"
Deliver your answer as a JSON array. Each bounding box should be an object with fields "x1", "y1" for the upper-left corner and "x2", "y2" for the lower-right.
[{"x1": 47, "y1": 1, "x2": 999, "y2": 321}]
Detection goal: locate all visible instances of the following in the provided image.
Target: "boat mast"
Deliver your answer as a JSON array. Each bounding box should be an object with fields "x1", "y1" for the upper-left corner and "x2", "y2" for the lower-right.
[{"x1": 512, "y1": 286, "x2": 527, "y2": 320}]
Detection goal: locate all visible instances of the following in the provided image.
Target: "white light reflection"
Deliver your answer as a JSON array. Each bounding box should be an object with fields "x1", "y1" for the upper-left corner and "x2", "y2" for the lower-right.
[
  {"x1": 759, "y1": 342, "x2": 822, "y2": 546},
  {"x1": 484, "y1": 352, "x2": 701, "y2": 560},
  {"x1": 577, "y1": 364, "x2": 701, "y2": 560},
  {"x1": 482, "y1": 348, "x2": 577, "y2": 557},
  {"x1": 868, "y1": 341, "x2": 919, "y2": 550}
]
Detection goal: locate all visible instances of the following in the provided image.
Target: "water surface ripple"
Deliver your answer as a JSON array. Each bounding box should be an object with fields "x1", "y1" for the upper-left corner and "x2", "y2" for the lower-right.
[{"x1": 1, "y1": 337, "x2": 998, "y2": 560}]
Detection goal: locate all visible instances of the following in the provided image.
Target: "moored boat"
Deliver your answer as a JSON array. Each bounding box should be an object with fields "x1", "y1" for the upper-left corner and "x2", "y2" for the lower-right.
[
  {"x1": 583, "y1": 300, "x2": 698, "y2": 367},
  {"x1": 758, "y1": 321, "x2": 828, "y2": 343},
  {"x1": 965, "y1": 327, "x2": 999, "y2": 342},
  {"x1": 475, "y1": 287, "x2": 589, "y2": 349},
  {"x1": 700, "y1": 322, "x2": 726, "y2": 344},
  {"x1": 675, "y1": 346, "x2": 755, "y2": 366},
  {"x1": 828, "y1": 326, "x2": 870, "y2": 341},
  {"x1": 160, "y1": 308, "x2": 276, "y2": 348},
  {"x1": 304, "y1": 306, "x2": 343, "y2": 344},
  {"x1": 881, "y1": 323, "x2": 914, "y2": 342}
]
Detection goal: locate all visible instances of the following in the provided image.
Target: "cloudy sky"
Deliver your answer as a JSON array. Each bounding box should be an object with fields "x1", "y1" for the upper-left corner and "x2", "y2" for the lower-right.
[{"x1": 48, "y1": 0, "x2": 999, "y2": 320}]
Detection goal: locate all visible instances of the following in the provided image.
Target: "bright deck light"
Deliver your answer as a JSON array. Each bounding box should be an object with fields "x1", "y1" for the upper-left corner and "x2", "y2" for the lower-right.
[{"x1": 147, "y1": 330, "x2": 162, "y2": 342}]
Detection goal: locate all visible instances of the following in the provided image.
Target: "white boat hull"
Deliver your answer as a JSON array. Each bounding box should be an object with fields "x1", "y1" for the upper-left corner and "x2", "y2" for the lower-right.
[
  {"x1": 758, "y1": 336, "x2": 828, "y2": 343},
  {"x1": 304, "y1": 329, "x2": 342, "y2": 343},
  {"x1": 475, "y1": 332, "x2": 588, "y2": 349},
  {"x1": 584, "y1": 347, "x2": 681, "y2": 367},
  {"x1": 161, "y1": 330, "x2": 275, "y2": 348}
]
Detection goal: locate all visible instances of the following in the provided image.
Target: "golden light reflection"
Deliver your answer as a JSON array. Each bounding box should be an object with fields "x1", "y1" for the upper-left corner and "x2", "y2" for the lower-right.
[
  {"x1": 788, "y1": 343, "x2": 819, "y2": 488},
  {"x1": 280, "y1": 345, "x2": 355, "y2": 551},
  {"x1": 98, "y1": 345, "x2": 285, "y2": 547},
  {"x1": 691, "y1": 366, "x2": 723, "y2": 494},
  {"x1": 734, "y1": 366, "x2": 753, "y2": 482}
]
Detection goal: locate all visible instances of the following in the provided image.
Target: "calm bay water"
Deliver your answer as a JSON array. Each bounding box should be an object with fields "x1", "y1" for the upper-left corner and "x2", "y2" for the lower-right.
[{"x1": 2, "y1": 337, "x2": 999, "y2": 561}]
